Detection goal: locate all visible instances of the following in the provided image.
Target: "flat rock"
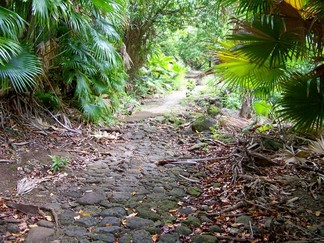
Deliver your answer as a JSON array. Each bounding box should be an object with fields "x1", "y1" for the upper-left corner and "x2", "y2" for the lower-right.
[
  {"x1": 37, "y1": 220, "x2": 55, "y2": 228},
  {"x1": 236, "y1": 215, "x2": 252, "y2": 225},
  {"x1": 100, "y1": 207, "x2": 126, "y2": 217},
  {"x1": 75, "y1": 216, "x2": 99, "y2": 227},
  {"x1": 158, "y1": 233, "x2": 180, "y2": 243},
  {"x1": 137, "y1": 207, "x2": 161, "y2": 221},
  {"x1": 187, "y1": 187, "x2": 202, "y2": 197},
  {"x1": 25, "y1": 227, "x2": 55, "y2": 243},
  {"x1": 132, "y1": 230, "x2": 153, "y2": 243},
  {"x1": 175, "y1": 225, "x2": 192, "y2": 236},
  {"x1": 77, "y1": 190, "x2": 106, "y2": 205},
  {"x1": 192, "y1": 235, "x2": 218, "y2": 243},
  {"x1": 208, "y1": 225, "x2": 223, "y2": 233},
  {"x1": 6, "y1": 223, "x2": 20, "y2": 233},
  {"x1": 125, "y1": 217, "x2": 154, "y2": 230},
  {"x1": 88, "y1": 233, "x2": 115, "y2": 243},
  {"x1": 93, "y1": 226, "x2": 122, "y2": 234},
  {"x1": 191, "y1": 116, "x2": 216, "y2": 132},
  {"x1": 64, "y1": 226, "x2": 88, "y2": 237},
  {"x1": 99, "y1": 217, "x2": 121, "y2": 226}
]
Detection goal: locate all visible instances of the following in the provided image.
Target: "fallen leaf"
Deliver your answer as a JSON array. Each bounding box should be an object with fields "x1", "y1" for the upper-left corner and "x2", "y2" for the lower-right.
[
  {"x1": 315, "y1": 211, "x2": 321, "y2": 217},
  {"x1": 126, "y1": 212, "x2": 138, "y2": 218},
  {"x1": 152, "y1": 234, "x2": 159, "y2": 242}
]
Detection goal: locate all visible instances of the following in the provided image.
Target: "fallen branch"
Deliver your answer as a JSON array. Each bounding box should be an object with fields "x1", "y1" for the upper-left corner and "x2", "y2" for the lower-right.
[
  {"x1": 156, "y1": 156, "x2": 231, "y2": 166},
  {"x1": 179, "y1": 174, "x2": 200, "y2": 183},
  {"x1": 0, "y1": 159, "x2": 15, "y2": 163},
  {"x1": 7, "y1": 202, "x2": 59, "y2": 228},
  {"x1": 206, "y1": 201, "x2": 247, "y2": 216}
]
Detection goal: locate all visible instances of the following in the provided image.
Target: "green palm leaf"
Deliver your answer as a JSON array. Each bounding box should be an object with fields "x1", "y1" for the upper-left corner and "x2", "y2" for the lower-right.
[
  {"x1": 215, "y1": 51, "x2": 287, "y2": 93},
  {"x1": 0, "y1": 6, "x2": 25, "y2": 39},
  {"x1": 278, "y1": 73, "x2": 324, "y2": 131},
  {"x1": 0, "y1": 38, "x2": 22, "y2": 65},
  {"x1": 0, "y1": 49, "x2": 42, "y2": 92},
  {"x1": 231, "y1": 17, "x2": 304, "y2": 68}
]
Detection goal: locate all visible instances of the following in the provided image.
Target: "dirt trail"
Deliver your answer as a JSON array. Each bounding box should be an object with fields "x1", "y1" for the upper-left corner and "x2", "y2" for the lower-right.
[
  {"x1": 0, "y1": 86, "x2": 207, "y2": 243},
  {"x1": 124, "y1": 89, "x2": 187, "y2": 122}
]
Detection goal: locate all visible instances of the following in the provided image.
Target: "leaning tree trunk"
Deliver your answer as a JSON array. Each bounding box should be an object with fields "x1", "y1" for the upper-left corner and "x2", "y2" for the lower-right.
[{"x1": 240, "y1": 90, "x2": 252, "y2": 119}]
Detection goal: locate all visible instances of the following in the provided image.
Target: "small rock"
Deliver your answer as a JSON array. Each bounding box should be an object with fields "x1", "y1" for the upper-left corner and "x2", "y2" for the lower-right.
[
  {"x1": 93, "y1": 226, "x2": 121, "y2": 234},
  {"x1": 187, "y1": 187, "x2": 202, "y2": 197},
  {"x1": 213, "y1": 183, "x2": 221, "y2": 188},
  {"x1": 182, "y1": 216, "x2": 201, "y2": 227},
  {"x1": 168, "y1": 188, "x2": 186, "y2": 198},
  {"x1": 64, "y1": 226, "x2": 87, "y2": 237},
  {"x1": 7, "y1": 223, "x2": 20, "y2": 233},
  {"x1": 125, "y1": 217, "x2": 154, "y2": 230},
  {"x1": 179, "y1": 207, "x2": 194, "y2": 215},
  {"x1": 158, "y1": 233, "x2": 180, "y2": 243},
  {"x1": 236, "y1": 215, "x2": 252, "y2": 226},
  {"x1": 188, "y1": 143, "x2": 206, "y2": 151},
  {"x1": 192, "y1": 235, "x2": 218, "y2": 243},
  {"x1": 137, "y1": 207, "x2": 161, "y2": 221},
  {"x1": 208, "y1": 225, "x2": 223, "y2": 233},
  {"x1": 77, "y1": 190, "x2": 106, "y2": 205},
  {"x1": 191, "y1": 116, "x2": 217, "y2": 132},
  {"x1": 100, "y1": 207, "x2": 126, "y2": 217},
  {"x1": 88, "y1": 233, "x2": 115, "y2": 243},
  {"x1": 37, "y1": 220, "x2": 55, "y2": 228},
  {"x1": 175, "y1": 225, "x2": 192, "y2": 236},
  {"x1": 59, "y1": 209, "x2": 77, "y2": 225},
  {"x1": 25, "y1": 227, "x2": 55, "y2": 243},
  {"x1": 264, "y1": 217, "x2": 273, "y2": 229},
  {"x1": 200, "y1": 205, "x2": 209, "y2": 211},
  {"x1": 229, "y1": 227, "x2": 240, "y2": 235},
  {"x1": 132, "y1": 230, "x2": 152, "y2": 243},
  {"x1": 119, "y1": 234, "x2": 133, "y2": 243},
  {"x1": 99, "y1": 217, "x2": 121, "y2": 226},
  {"x1": 75, "y1": 216, "x2": 99, "y2": 227},
  {"x1": 64, "y1": 187, "x2": 83, "y2": 198},
  {"x1": 200, "y1": 215, "x2": 213, "y2": 223},
  {"x1": 207, "y1": 105, "x2": 220, "y2": 116}
]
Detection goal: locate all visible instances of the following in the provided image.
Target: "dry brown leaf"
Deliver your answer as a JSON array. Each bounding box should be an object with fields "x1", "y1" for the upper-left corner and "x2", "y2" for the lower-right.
[
  {"x1": 315, "y1": 211, "x2": 321, "y2": 217},
  {"x1": 152, "y1": 234, "x2": 159, "y2": 242}
]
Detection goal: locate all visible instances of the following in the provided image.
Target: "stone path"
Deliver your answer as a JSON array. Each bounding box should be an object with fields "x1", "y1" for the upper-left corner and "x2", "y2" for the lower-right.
[{"x1": 23, "y1": 90, "x2": 220, "y2": 242}]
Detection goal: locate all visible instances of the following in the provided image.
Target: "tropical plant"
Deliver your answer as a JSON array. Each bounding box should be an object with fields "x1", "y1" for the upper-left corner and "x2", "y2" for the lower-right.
[
  {"x1": 124, "y1": 0, "x2": 221, "y2": 79},
  {"x1": 49, "y1": 155, "x2": 69, "y2": 173},
  {"x1": 215, "y1": 0, "x2": 324, "y2": 131},
  {"x1": 135, "y1": 49, "x2": 185, "y2": 95},
  {"x1": 0, "y1": 0, "x2": 127, "y2": 123}
]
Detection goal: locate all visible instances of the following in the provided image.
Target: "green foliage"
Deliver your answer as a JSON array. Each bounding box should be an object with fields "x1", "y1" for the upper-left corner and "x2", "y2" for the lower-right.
[
  {"x1": 136, "y1": 49, "x2": 185, "y2": 95},
  {"x1": 36, "y1": 92, "x2": 60, "y2": 109},
  {"x1": 253, "y1": 100, "x2": 272, "y2": 117},
  {"x1": 49, "y1": 155, "x2": 69, "y2": 173},
  {"x1": 0, "y1": 0, "x2": 127, "y2": 123},
  {"x1": 215, "y1": 0, "x2": 324, "y2": 131},
  {"x1": 278, "y1": 75, "x2": 323, "y2": 131}
]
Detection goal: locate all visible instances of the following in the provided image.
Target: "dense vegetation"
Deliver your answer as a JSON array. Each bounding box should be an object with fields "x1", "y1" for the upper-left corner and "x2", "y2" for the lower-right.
[{"x1": 0, "y1": 0, "x2": 323, "y2": 131}]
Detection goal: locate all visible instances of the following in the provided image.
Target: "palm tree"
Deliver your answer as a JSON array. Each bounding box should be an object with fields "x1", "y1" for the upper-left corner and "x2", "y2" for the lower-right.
[
  {"x1": 0, "y1": 0, "x2": 127, "y2": 122},
  {"x1": 215, "y1": 0, "x2": 323, "y2": 131}
]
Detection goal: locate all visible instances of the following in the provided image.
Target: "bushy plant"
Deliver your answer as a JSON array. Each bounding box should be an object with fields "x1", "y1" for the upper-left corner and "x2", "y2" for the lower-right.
[
  {"x1": 49, "y1": 155, "x2": 69, "y2": 173},
  {"x1": 136, "y1": 49, "x2": 186, "y2": 95}
]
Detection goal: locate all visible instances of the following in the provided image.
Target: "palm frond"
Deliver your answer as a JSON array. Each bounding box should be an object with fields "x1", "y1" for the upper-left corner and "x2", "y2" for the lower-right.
[
  {"x1": 91, "y1": 30, "x2": 118, "y2": 64},
  {"x1": 94, "y1": 17, "x2": 120, "y2": 40},
  {"x1": 0, "y1": 6, "x2": 25, "y2": 39},
  {"x1": 0, "y1": 48, "x2": 42, "y2": 92},
  {"x1": 215, "y1": 51, "x2": 287, "y2": 93},
  {"x1": 278, "y1": 73, "x2": 324, "y2": 131},
  {"x1": 0, "y1": 38, "x2": 22, "y2": 65},
  {"x1": 231, "y1": 17, "x2": 305, "y2": 68}
]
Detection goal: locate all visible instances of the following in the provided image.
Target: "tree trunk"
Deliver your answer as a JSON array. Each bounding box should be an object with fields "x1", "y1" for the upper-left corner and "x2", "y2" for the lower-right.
[{"x1": 240, "y1": 91, "x2": 252, "y2": 118}]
